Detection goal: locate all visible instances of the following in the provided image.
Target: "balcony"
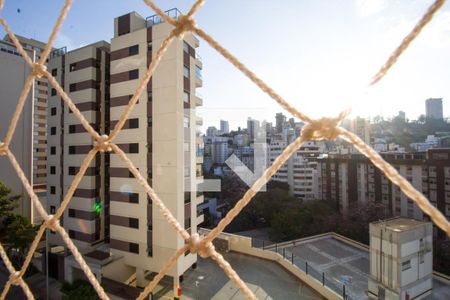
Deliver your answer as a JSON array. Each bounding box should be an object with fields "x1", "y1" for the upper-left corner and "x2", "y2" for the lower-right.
[
  {"x1": 196, "y1": 116, "x2": 203, "y2": 126},
  {"x1": 195, "y1": 53, "x2": 202, "y2": 69},
  {"x1": 195, "y1": 93, "x2": 203, "y2": 107}
]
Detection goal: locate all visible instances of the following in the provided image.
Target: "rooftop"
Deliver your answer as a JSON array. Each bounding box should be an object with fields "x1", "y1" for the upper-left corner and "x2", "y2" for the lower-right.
[
  {"x1": 265, "y1": 234, "x2": 450, "y2": 299},
  {"x1": 371, "y1": 217, "x2": 428, "y2": 232}
]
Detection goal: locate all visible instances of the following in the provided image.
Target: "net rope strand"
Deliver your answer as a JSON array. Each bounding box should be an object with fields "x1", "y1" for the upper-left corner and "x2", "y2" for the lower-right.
[{"x1": 0, "y1": 0, "x2": 448, "y2": 299}]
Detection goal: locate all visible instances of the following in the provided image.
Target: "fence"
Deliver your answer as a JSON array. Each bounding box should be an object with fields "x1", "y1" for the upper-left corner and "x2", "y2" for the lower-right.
[
  {"x1": 252, "y1": 238, "x2": 354, "y2": 299},
  {"x1": 0, "y1": 0, "x2": 449, "y2": 300}
]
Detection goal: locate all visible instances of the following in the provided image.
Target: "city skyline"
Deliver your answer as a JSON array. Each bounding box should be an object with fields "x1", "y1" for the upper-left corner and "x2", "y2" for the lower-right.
[{"x1": 1, "y1": 0, "x2": 450, "y2": 131}]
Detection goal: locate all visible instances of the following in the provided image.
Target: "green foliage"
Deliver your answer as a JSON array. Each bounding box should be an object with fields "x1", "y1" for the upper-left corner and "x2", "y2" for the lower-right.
[
  {"x1": 61, "y1": 280, "x2": 99, "y2": 300},
  {"x1": 0, "y1": 181, "x2": 20, "y2": 218}
]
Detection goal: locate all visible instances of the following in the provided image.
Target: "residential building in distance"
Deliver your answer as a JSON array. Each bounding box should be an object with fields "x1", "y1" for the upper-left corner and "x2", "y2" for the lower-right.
[
  {"x1": 46, "y1": 41, "x2": 110, "y2": 267},
  {"x1": 247, "y1": 117, "x2": 259, "y2": 142},
  {"x1": 3, "y1": 35, "x2": 51, "y2": 190},
  {"x1": 108, "y1": 9, "x2": 203, "y2": 292},
  {"x1": 0, "y1": 40, "x2": 35, "y2": 220},
  {"x1": 220, "y1": 119, "x2": 229, "y2": 134},
  {"x1": 211, "y1": 138, "x2": 229, "y2": 164},
  {"x1": 268, "y1": 139, "x2": 323, "y2": 200},
  {"x1": 425, "y1": 98, "x2": 443, "y2": 120},
  {"x1": 317, "y1": 149, "x2": 450, "y2": 238},
  {"x1": 206, "y1": 125, "x2": 218, "y2": 137},
  {"x1": 368, "y1": 218, "x2": 433, "y2": 300},
  {"x1": 275, "y1": 112, "x2": 286, "y2": 133}
]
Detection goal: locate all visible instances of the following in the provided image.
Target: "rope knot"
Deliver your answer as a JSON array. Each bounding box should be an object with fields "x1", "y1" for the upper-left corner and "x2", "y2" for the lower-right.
[
  {"x1": 301, "y1": 110, "x2": 349, "y2": 141},
  {"x1": 32, "y1": 63, "x2": 47, "y2": 78},
  {"x1": 9, "y1": 271, "x2": 21, "y2": 286},
  {"x1": 187, "y1": 233, "x2": 215, "y2": 258},
  {"x1": 173, "y1": 15, "x2": 197, "y2": 38},
  {"x1": 45, "y1": 214, "x2": 59, "y2": 231},
  {"x1": 0, "y1": 142, "x2": 7, "y2": 156},
  {"x1": 94, "y1": 135, "x2": 112, "y2": 152}
]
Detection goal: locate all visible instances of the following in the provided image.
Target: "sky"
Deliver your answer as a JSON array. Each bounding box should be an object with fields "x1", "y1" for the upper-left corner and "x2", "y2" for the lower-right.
[{"x1": 1, "y1": 0, "x2": 450, "y2": 131}]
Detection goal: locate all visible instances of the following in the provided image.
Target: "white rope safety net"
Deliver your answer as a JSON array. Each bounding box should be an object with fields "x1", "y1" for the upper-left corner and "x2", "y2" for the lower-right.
[{"x1": 0, "y1": 0, "x2": 449, "y2": 299}]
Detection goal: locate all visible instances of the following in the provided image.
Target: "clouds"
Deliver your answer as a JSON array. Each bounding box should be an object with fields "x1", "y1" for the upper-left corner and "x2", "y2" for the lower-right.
[
  {"x1": 356, "y1": 0, "x2": 386, "y2": 17},
  {"x1": 54, "y1": 31, "x2": 81, "y2": 51}
]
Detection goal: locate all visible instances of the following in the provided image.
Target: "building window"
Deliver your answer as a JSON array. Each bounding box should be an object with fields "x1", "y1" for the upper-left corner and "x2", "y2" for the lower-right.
[
  {"x1": 51, "y1": 107, "x2": 57, "y2": 116},
  {"x1": 129, "y1": 218, "x2": 139, "y2": 229},
  {"x1": 183, "y1": 65, "x2": 189, "y2": 79},
  {"x1": 184, "y1": 116, "x2": 190, "y2": 128},
  {"x1": 401, "y1": 260, "x2": 411, "y2": 271},
  {"x1": 129, "y1": 193, "x2": 139, "y2": 203},
  {"x1": 183, "y1": 41, "x2": 189, "y2": 53},
  {"x1": 68, "y1": 209, "x2": 75, "y2": 217},
  {"x1": 420, "y1": 252, "x2": 424, "y2": 264},
  {"x1": 69, "y1": 125, "x2": 76, "y2": 134},
  {"x1": 50, "y1": 127, "x2": 56, "y2": 135},
  {"x1": 183, "y1": 91, "x2": 190, "y2": 103},
  {"x1": 69, "y1": 146, "x2": 75, "y2": 154},
  {"x1": 129, "y1": 69, "x2": 139, "y2": 80},
  {"x1": 50, "y1": 186, "x2": 56, "y2": 194},
  {"x1": 51, "y1": 69, "x2": 57, "y2": 76},
  {"x1": 50, "y1": 206, "x2": 56, "y2": 214},
  {"x1": 129, "y1": 143, "x2": 139, "y2": 153},
  {"x1": 69, "y1": 83, "x2": 76, "y2": 92},
  {"x1": 129, "y1": 45, "x2": 139, "y2": 56},
  {"x1": 50, "y1": 147, "x2": 56, "y2": 155},
  {"x1": 148, "y1": 91, "x2": 152, "y2": 102},
  {"x1": 147, "y1": 42, "x2": 152, "y2": 52},
  {"x1": 129, "y1": 118, "x2": 139, "y2": 129},
  {"x1": 50, "y1": 166, "x2": 56, "y2": 174},
  {"x1": 68, "y1": 230, "x2": 75, "y2": 238},
  {"x1": 129, "y1": 243, "x2": 139, "y2": 254},
  {"x1": 51, "y1": 88, "x2": 56, "y2": 96},
  {"x1": 68, "y1": 167, "x2": 76, "y2": 175},
  {"x1": 69, "y1": 63, "x2": 76, "y2": 72}
]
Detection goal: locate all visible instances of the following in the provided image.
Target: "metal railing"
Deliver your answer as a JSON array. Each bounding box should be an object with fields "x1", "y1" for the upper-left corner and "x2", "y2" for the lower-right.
[
  {"x1": 251, "y1": 238, "x2": 354, "y2": 300},
  {"x1": 49, "y1": 46, "x2": 67, "y2": 59},
  {"x1": 146, "y1": 8, "x2": 182, "y2": 27}
]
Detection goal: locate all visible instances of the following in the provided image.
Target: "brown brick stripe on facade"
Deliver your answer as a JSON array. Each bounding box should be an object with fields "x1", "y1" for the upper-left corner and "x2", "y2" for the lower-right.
[
  {"x1": 110, "y1": 191, "x2": 139, "y2": 203},
  {"x1": 68, "y1": 208, "x2": 96, "y2": 220},
  {"x1": 110, "y1": 95, "x2": 133, "y2": 107},
  {"x1": 70, "y1": 58, "x2": 97, "y2": 72}
]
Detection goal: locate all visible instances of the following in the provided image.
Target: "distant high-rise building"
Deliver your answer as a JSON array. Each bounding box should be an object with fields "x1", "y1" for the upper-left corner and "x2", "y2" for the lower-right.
[
  {"x1": 220, "y1": 119, "x2": 229, "y2": 134},
  {"x1": 206, "y1": 126, "x2": 218, "y2": 137},
  {"x1": 351, "y1": 117, "x2": 371, "y2": 146},
  {"x1": 211, "y1": 140, "x2": 229, "y2": 164},
  {"x1": 425, "y1": 98, "x2": 443, "y2": 120},
  {"x1": 398, "y1": 111, "x2": 406, "y2": 122},
  {"x1": 268, "y1": 140, "x2": 322, "y2": 200},
  {"x1": 275, "y1": 112, "x2": 286, "y2": 133},
  {"x1": 288, "y1": 117, "x2": 295, "y2": 128},
  {"x1": 3, "y1": 34, "x2": 51, "y2": 189},
  {"x1": 247, "y1": 117, "x2": 260, "y2": 142}
]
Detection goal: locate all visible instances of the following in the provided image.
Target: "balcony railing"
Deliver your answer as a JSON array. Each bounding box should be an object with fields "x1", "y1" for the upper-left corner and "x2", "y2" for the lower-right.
[
  {"x1": 49, "y1": 46, "x2": 67, "y2": 59},
  {"x1": 146, "y1": 8, "x2": 182, "y2": 27}
]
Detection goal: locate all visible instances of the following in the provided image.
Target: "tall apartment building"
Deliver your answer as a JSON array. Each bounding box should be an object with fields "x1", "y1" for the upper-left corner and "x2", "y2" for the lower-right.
[
  {"x1": 47, "y1": 41, "x2": 110, "y2": 256},
  {"x1": 275, "y1": 112, "x2": 286, "y2": 134},
  {"x1": 425, "y1": 98, "x2": 443, "y2": 120},
  {"x1": 220, "y1": 119, "x2": 229, "y2": 134},
  {"x1": 3, "y1": 35, "x2": 51, "y2": 189},
  {"x1": 268, "y1": 140, "x2": 322, "y2": 200},
  {"x1": 109, "y1": 10, "x2": 203, "y2": 289},
  {"x1": 0, "y1": 40, "x2": 35, "y2": 220},
  {"x1": 317, "y1": 149, "x2": 450, "y2": 238},
  {"x1": 368, "y1": 218, "x2": 433, "y2": 300}
]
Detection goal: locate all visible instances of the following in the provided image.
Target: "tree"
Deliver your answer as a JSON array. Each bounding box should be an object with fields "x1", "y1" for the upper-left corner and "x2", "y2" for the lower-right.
[
  {"x1": 0, "y1": 181, "x2": 20, "y2": 219},
  {"x1": 4, "y1": 215, "x2": 37, "y2": 269},
  {"x1": 61, "y1": 280, "x2": 100, "y2": 300}
]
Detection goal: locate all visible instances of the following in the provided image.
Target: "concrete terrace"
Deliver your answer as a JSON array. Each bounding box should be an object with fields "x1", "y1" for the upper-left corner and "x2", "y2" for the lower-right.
[
  {"x1": 266, "y1": 235, "x2": 450, "y2": 300},
  {"x1": 128, "y1": 251, "x2": 323, "y2": 300}
]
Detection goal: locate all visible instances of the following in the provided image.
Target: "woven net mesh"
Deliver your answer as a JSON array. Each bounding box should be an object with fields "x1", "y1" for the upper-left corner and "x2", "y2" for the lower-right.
[{"x1": 0, "y1": 0, "x2": 449, "y2": 299}]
